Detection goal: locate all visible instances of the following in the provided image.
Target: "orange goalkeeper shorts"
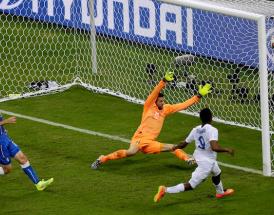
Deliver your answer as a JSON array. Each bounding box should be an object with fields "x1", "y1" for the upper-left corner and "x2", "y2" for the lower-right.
[{"x1": 131, "y1": 138, "x2": 164, "y2": 154}]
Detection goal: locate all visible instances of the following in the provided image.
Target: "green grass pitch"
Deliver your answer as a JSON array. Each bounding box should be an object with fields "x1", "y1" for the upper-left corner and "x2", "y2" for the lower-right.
[
  {"x1": 0, "y1": 87, "x2": 274, "y2": 214},
  {"x1": 1, "y1": 11, "x2": 274, "y2": 215}
]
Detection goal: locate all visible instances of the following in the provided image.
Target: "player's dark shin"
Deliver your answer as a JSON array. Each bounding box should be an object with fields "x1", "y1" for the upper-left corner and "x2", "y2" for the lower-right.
[
  {"x1": 212, "y1": 173, "x2": 221, "y2": 185},
  {"x1": 212, "y1": 173, "x2": 224, "y2": 194},
  {"x1": 184, "y1": 182, "x2": 193, "y2": 191}
]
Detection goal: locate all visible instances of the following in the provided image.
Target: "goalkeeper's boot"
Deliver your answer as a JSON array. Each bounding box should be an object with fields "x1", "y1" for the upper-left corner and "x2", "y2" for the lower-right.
[
  {"x1": 36, "y1": 178, "x2": 54, "y2": 191},
  {"x1": 216, "y1": 188, "x2": 234, "y2": 199},
  {"x1": 91, "y1": 155, "x2": 104, "y2": 170},
  {"x1": 154, "y1": 185, "x2": 166, "y2": 203},
  {"x1": 186, "y1": 157, "x2": 196, "y2": 165}
]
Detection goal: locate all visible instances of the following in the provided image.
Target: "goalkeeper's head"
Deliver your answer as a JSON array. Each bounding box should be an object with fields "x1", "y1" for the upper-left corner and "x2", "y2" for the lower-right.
[
  {"x1": 200, "y1": 108, "x2": 212, "y2": 124},
  {"x1": 156, "y1": 92, "x2": 165, "y2": 110}
]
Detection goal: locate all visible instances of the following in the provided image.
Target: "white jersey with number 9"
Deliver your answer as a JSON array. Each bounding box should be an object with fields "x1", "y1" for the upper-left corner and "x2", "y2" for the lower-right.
[{"x1": 185, "y1": 124, "x2": 218, "y2": 162}]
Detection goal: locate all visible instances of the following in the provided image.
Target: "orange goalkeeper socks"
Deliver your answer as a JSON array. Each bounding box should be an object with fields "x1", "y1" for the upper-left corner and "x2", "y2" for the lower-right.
[
  {"x1": 173, "y1": 149, "x2": 189, "y2": 161},
  {"x1": 101, "y1": 150, "x2": 127, "y2": 163}
]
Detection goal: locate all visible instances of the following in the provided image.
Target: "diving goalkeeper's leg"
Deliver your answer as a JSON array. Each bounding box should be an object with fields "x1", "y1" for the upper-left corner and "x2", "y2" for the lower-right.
[
  {"x1": 91, "y1": 143, "x2": 139, "y2": 169},
  {"x1": 161, "y1": 143, "x2": 195, "y2": 165}
]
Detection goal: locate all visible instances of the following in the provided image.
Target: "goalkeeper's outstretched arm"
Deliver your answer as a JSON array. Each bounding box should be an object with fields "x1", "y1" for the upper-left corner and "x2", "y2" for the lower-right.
[
  {"x1": 143, "y1": 71, "x2": 174, "y2": 110},
  {"x1": 164, "y1": 83, "x2": 212, "y2": 115}
]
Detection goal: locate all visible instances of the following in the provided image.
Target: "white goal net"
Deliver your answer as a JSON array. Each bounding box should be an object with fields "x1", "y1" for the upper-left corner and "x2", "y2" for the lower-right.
[{"x1": 0, "y1": 0, "x2": 274, "y2": 175}]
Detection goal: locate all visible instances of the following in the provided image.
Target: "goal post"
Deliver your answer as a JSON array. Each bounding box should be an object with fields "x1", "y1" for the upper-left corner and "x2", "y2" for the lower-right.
[
  {"x1": 257, "y1": 16, "x2": 271, "y2": 176},
  {"x1": 89, "y1": 0, "x2": 97, "y2": 74},
  {"x1": 0, "y1": 0, "x2": 274, "y2": 176}
]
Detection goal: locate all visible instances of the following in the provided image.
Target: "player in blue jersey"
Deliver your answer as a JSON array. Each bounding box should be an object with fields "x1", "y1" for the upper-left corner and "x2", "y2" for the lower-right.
[{"x1": 0, "y1": 115, "x2": 53, "y2": 191}]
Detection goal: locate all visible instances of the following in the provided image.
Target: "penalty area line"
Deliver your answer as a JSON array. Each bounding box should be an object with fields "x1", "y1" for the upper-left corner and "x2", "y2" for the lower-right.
[{"x1": 0, "y1": 109, "x2": 263, "y2": 176}]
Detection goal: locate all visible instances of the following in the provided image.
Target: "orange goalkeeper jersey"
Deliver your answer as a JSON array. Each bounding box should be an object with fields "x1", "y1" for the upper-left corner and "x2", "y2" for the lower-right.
[{"x1": 132, "y1": 80, "x2": 200, "y2": 141}]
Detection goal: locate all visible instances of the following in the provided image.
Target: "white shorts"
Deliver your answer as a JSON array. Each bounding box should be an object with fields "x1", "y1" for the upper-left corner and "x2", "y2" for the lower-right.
[{"x1": 189, "y1": 160, "x2": 221, "y2": 189}]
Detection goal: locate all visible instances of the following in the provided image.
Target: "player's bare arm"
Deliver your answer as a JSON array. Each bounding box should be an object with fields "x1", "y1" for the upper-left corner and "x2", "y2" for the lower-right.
[
  {"x1": 210, "y1": 140, "x2": 234, "y2": 155},
  {"x1": 0, "y1": 116, "x2": 16, "y2": 125},
  {"x1": 172, "y1": 140, "x2": 189, "y2": 151}
]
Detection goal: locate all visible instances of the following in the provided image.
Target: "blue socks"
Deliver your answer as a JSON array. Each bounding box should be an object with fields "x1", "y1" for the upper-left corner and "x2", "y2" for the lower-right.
[{"x1": 21, "y1": 161, "x2": 40, "y2": 184}]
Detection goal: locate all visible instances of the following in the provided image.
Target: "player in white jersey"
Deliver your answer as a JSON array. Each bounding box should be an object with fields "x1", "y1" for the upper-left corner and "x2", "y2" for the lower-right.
[{"x1": 154, "y1": 108, "x2": 234, "y2": 202}]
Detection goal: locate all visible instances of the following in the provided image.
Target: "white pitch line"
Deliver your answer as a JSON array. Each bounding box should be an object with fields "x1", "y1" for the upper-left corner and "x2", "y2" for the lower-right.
[
  {"x1": 0, "y1": 109, "x2": 130, "y2": 143},
  {"x1": 0, "y1": 109, "x2": 263, "y2": 175},
  {"x1": 217, "y1": 161, "x2": 262, "y2": 175}
]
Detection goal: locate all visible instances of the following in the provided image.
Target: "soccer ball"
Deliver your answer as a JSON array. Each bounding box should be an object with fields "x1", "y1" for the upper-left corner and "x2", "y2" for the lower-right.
[{"x1": 175, "y1": 54, "x2": 196, "y2": 66}]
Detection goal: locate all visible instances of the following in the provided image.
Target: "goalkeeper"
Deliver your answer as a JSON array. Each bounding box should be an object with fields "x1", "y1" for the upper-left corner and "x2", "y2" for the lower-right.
[{"x1": 91, "y1": 72, "x2": 211, "y2": 169}]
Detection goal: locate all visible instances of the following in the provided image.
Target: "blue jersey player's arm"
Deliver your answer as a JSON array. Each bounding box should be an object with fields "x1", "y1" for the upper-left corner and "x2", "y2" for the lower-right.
[{"x1": 0, "y1": 116, "x2": 16, "y2": 125}]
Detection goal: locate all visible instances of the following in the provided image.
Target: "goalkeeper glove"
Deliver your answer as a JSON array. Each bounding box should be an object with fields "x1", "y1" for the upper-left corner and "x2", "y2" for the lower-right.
[
  {"x1": 163, "y1": 71, "x2": 174, "y2": 82},
  {"x1": 198, "y1": 83, "x2": 212, "y2": 97}
]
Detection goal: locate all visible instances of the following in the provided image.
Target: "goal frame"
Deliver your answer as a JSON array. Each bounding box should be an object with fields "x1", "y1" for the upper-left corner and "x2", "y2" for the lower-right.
[{"x1": 160, "y1": 0, "x2": 271, "y2": 176}]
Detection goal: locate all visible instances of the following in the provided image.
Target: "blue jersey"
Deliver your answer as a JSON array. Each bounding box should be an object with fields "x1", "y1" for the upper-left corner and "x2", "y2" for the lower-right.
[
  {"x1": 0, "y1": 115, "x2": 7, "y2": 136},
  {"x1": 0, "y1": 135, "x2": 20, "y2": 164},
  {"x1": 0, "y1": 115, "x2": 20, "y2": 164}
]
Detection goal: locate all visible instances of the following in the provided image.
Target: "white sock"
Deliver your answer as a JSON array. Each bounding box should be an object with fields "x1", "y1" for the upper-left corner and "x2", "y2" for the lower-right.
[
  {"x1": 166, "y1": 183, "x2": 185, "y2": 193},
  {"x1": 214, "y1": 181, "x2": 224, "y2": 194},
  {"x1": 20, "y1": 161, "x2": 30, "y2": 168},
  {"x1": 0, "y1": 167, "x2": 5, "y2": 175}
]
